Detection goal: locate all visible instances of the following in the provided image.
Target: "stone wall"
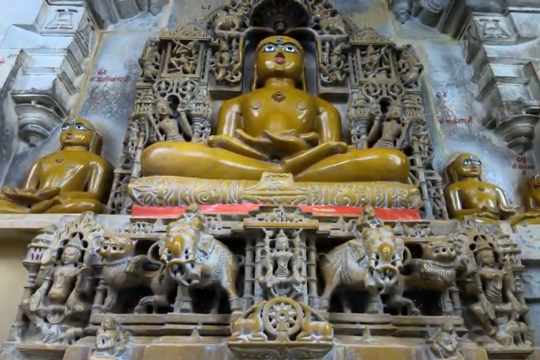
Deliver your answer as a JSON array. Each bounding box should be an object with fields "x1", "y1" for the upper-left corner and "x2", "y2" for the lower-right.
[{"x1": 1, "y1": 0, "x2": 540, "y2": 345}]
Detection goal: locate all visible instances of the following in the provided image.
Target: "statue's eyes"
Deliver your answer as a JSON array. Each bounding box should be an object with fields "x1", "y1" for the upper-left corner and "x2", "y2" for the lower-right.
[
  {"x1": 75, "y1": 124, "x2": 87, "y2": 130},
  {"x1": 463, "y1": 159, "x2": 471, "y2": 166},
  {"x1": 263, "y1": 44, "x2": 276, "y2": 52},
  {"x1": 284, "y1": 45, "x2": 297, "y2": 53},
  {"x1": 62, "y1": 124, "x2": 71, "y2": 131}
]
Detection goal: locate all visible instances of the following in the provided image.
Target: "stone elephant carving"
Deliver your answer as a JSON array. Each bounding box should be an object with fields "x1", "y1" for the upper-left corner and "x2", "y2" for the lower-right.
[
  {"x1": 320, "y1": 224, "x2": 419, "y2": 315},
  {"x1": 98, "y1": 235, "x2": 176, "y2": 314},
  {"x1": 163, "y1": 214, "x2": 242, "y2": 313}
]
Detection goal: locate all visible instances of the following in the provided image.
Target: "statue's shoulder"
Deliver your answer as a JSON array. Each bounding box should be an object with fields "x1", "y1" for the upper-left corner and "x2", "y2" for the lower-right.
[
  {"x1": 57, "y1": 150, "x2": 111, "y2": 169},
  {"x1": 221, "y1": 93, "x2": 245, "y2": 108},
  {"x1": 314, "y1": 94, "x2": 336, "y2": 109},
  {"x1": 445, "y1": 181, "x2": 463, "y2": 192}
]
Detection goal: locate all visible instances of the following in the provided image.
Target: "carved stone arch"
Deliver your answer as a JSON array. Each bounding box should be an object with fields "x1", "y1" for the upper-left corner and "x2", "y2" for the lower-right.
[{"x1": 206, "y1": 0, "x2": 352, "y2": 96}]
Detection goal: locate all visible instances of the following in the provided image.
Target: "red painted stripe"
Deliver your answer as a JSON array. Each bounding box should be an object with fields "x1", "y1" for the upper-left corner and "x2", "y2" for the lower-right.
[
  {"x1": 133, "y1": 204, "x2": 421, "y2": 221},
  {"x1": 132, "y1": 204, "x2": 261, "y2": 218}
]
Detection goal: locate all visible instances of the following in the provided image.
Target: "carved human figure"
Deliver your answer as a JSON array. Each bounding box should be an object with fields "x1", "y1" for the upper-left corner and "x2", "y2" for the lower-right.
[
  {"x1": 140, "y1": 41, "x2": 160, "y2": 82},
  {"x1": 0, "y1": 117, "x2": 112, "y2": 214},
  {"x1": 156, "y1": 99, "x2": 182, "y2": 141},
  {"x1": 427, "y1": 323, "x2": 464, "y2": 360},
  {"x1": 26, "y1": 237, "x2": 93, "y2": 325},
  {"x1": 469, "y1": 237, "x2": 529, "y2": 346},
  {"x1": 444, "y1": 153, "x2": 515, "y2": 222},
  {"x1": 91, "y1": 317, "x2": 130, "y2": 359},
  {"x1": 372, "y1": 105, "x2": 402, "y2": 148},
  {"x1": 143, "y1": 35, "x2": 409, "y2": 183}
]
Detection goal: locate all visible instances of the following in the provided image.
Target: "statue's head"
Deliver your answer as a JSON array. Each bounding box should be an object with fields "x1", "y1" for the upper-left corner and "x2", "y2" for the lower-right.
[
  {"x1": 529, "y1": 174, "x2": 540, "y2": 190},
  {"x1": 447, "y1": 153, "x2": 482, "y2": 182},
  {"x1": 156, "y1": 98, "x2": 172, "y2": 117},
  {"x1": 255, "y1": 35, "x2": 304, "y2": 85},
  {"x1": 61, "y1": 245, "x2": 82, "y2": 265},
  {"x1": 474, "y1": 235, "x2": 496, "y2": 267},
  {"x1": 60, "y1": 117, "x2": 103, "y2": 154}
]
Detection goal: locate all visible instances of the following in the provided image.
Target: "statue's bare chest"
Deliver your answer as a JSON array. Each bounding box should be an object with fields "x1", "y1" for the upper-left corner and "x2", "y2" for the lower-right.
[
  {"x1": 460, "y1": 182, "x2": 498, "y2": 207},
  {"x1": 38, "y1": 152, "x2": 93, "y2": 187},
  {"x1": 241, "y1": 89, "x2": 317, "y2": 137}
]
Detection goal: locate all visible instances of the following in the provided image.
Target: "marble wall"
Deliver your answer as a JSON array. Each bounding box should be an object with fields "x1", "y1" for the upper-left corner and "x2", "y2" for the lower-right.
[{"x1": 1, "y1": 0, "x2": 540, "y2": 344}]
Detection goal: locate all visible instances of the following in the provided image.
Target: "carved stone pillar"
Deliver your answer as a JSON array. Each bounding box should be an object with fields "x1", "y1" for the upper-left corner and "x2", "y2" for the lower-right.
[{"x1": 464, "y1": 11, "x2": 540, "y2": 153}]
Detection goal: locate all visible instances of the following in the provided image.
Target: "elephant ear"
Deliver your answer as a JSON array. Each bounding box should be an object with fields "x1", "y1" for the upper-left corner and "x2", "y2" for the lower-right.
[
  {"x1": 197, "y1": 234, "x2": 216, "y2": 258},
  {"x1": 347, "y1": 240, "x2": 366, "y2": 261}
]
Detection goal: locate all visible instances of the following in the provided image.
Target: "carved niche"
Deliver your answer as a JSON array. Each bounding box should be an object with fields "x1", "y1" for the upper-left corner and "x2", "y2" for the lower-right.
[{"x1": 107, "y1": 0, "x2": 446, "y2": 220}]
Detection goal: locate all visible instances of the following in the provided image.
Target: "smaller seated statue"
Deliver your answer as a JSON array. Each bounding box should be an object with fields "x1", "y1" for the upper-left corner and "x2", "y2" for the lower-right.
[
  {"x1": 524, "y1": 174, "x2": 540, "y2": 211},
  {"x1": 510, "y1": 174, "x2": 540, "y2": 225},
  {"x1": 444, "y1": 153, "x2": 515, "y2": 222},
  {"x1": 0, "y1": 117, "x2": 113, "y2": 214}
]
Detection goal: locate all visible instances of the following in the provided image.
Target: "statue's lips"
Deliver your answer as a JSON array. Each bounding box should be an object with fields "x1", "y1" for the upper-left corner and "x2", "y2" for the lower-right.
[{"x1": 274, "y1": 53, "x2": 286, "y2": 65}]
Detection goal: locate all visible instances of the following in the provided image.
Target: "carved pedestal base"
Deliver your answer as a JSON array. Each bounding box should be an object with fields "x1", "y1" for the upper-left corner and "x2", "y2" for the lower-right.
[{"x1": 128, "y1": 173, "x2": 422, "y2": 208}]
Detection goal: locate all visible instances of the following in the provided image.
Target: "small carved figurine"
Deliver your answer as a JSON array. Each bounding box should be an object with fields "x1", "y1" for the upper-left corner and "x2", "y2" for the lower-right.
[
  {"x1": 90, "y1": 317, "x2": 130, "y2": 360},
  {"x1": 156, "y1": 99, "x2": 182, "y2": 141},
  {"x1": 427, "y1": 323, "x2": 464, "y2": 360},
  {"x1": 469, "y1": 236, "x2": 529, "y2": 346},
  {"x1": 372, "y1": 105, "x2": 402, "y2": 148},
  {"x1": 163, "y1": 213, "x2": 242, "y2": 313},
  {"x1": 444, "y1": 153, "x2": 516, "y2": 222},
  {"x1": 98, "y1": 234, "x2": 176, "y2": 313},
  {"x1": 0, "y1": 117, "x2": 112, "y2": 214},
  {"x1": 140, "y1": 40, "x2": 160, "y2": 82}
]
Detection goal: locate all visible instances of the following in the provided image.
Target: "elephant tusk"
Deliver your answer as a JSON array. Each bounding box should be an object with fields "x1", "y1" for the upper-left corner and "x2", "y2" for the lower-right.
[{"x1": 166, "y1": 258, "x2": 195, "y2": 267}]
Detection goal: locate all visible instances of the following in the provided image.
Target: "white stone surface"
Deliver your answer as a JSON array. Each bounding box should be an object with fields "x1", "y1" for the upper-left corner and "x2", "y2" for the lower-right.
[{"x1": 0, "y1": 0, "x2": 539, "y2": 346}]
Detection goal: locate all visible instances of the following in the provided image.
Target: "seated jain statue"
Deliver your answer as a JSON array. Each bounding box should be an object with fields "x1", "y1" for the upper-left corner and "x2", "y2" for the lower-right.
[
  {"x1": 0, "y1": 117, "x2": 113, "y2": 214},
  {"x1": 509, "y1": 174, "x2": 540, "y2": 225},
  {"x1": 444, "y1": 153, "x2": 515, "y2": 222},
  {"x1": 142, "y1": 35, "x2": 409, "y2": 183}
]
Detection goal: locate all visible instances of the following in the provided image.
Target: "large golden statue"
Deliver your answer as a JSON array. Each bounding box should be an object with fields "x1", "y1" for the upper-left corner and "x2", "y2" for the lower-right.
[
  {"x1": 142, "y1": 35, "x2": 409, "y2": 183},
  {"x1": 444, "y1": 153, "x2": 515, "y2": 222},
  {"x1": 0, "y1": 117, "x2": 113, "y2": 214}
]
